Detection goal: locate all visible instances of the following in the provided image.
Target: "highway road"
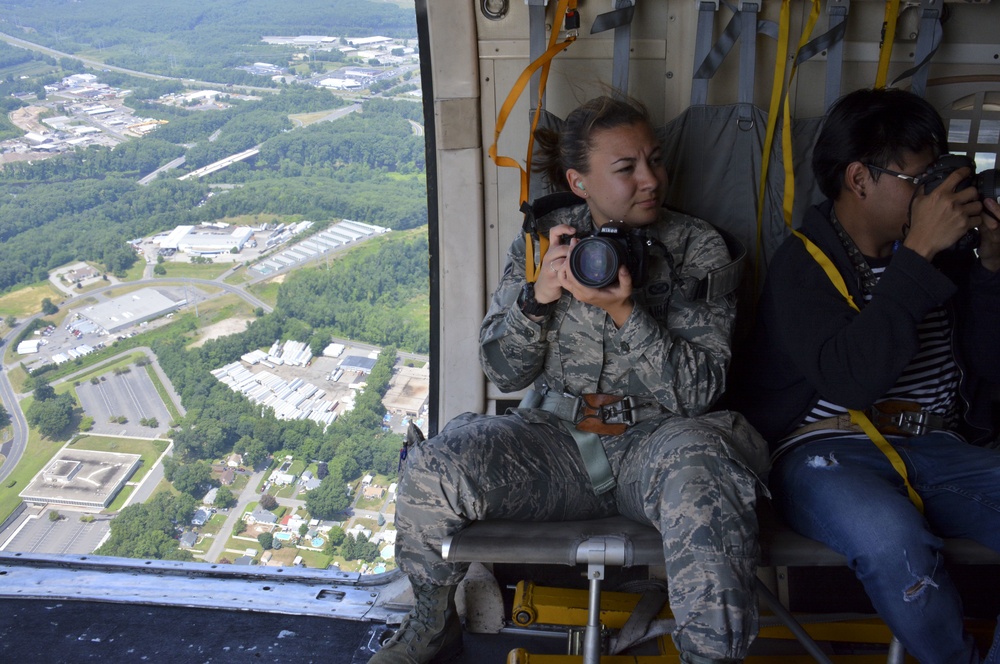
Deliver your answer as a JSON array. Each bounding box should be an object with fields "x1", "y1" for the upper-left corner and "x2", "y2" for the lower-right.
[{"x1": 0, "y1": 31, "x2": 278, "y2": 95}]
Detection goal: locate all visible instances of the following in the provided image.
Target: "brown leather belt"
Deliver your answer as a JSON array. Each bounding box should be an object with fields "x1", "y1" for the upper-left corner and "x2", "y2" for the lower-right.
[
  {"x1": 790, "y1": 400, "x2": 949, "y2": 439},
  {"x1": 539, "y1": 391, "x2": 665, "y2": 436}
]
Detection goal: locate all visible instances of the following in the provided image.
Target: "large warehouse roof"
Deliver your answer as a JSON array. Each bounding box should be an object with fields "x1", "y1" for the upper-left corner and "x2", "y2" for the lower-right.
[{"x1": 78, "y1": 288, "x2": 183, "y2": 334}]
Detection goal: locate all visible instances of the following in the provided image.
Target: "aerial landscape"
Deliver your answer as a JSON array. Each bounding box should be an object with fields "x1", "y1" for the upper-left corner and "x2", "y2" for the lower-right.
[{"x1": 0, "y1": 0, "x2": 428, "y2": 575}]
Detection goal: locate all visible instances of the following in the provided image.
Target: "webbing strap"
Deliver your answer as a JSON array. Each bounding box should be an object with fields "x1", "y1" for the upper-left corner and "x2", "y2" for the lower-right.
[
  {"x1": 889, "y1": 0, "x2": 943, "y2": 98},
  {"x1": 794, "y1": 230, "x2": 924, "y2": 513},
  {"x1": 528, "y1": 0, "x2": 548, "y2": 107},
  {"x1": 851, "y1": 410, "x2": 925, "y2": 512},
  {"x1": 780, "y1": 0, "x2": 822, "y2": 225},
  {"x1": 691, "y1": 1, "x2": 719, "y2": 106},
  {"x1": 488, "y1": 0, "x2": 576, "y2": 282},
  {"x1": 565, "y1": 425, "x2": 617, "y2": 494},
  {"x1": 591, "y1": 0, "x2": 636, "y2": 96},
  {"x1": 738, "y1": 2, "x2": 759, "y2": 111},
  {"x1": 754, "y1": 0, "x2": 791, "y2": 285},
  {"x1": 691, "y1": 2, "x2": 778, "y2": 109},
  {"x1": 874, "y1": 0, "x2": 901, "y2": 88},
  {"x1": 823, "y1": 0, "x2": 850, "y2": 111}
]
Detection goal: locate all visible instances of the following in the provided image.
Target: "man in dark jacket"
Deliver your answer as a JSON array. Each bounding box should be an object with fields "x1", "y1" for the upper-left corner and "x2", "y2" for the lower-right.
[{"x1": 731, "y1": 87, "x2": 1000, "y2": 662}]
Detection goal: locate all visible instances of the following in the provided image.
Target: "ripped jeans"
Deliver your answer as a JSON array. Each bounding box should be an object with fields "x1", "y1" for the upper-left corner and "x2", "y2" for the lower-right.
[{"x1": 771, "y1": 433, "x2": 1000, "y2": 664}]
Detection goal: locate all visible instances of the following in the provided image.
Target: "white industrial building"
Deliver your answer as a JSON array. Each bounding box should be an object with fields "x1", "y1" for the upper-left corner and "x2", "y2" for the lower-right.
[
  {"x1": 77, "y1": 288, "x2": 184, "y2": 334},
  {"x1": 157, "y1": 224, "x2": 255, "y2": 255}
]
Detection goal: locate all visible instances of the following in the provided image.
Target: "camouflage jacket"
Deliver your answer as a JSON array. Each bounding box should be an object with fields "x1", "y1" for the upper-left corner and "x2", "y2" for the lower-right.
[{"x1": 480, "y1": 203, "x2": 736, "y2": 418}]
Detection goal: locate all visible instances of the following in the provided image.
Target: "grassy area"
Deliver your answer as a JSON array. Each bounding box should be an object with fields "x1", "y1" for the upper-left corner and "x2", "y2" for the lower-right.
[
  {"x1": 0, "y1": 403, "x2": 68, "y2": 522},
  {"x1": 355, "y1": 494, "x2": 385, "y2": 511},
  {"x1": 4, "y1": 364, "x2": 29, "y2": 394},
  {"x1": 294, "y1": 547, "x2": 334, "y2": 570},
  {"x1": 197, "y1": 296, "x2": 253, "y2": 326},
  {"x1": 288, "y1": 108, "x2": 344, "y2": 127},
  {"x1": 247, "y1": 279, "x2": 280, "y2": 308},
  {"x1": 120, "y1": 261, "x2": 147, "y2": 282},
  {"x1": 59, "y1": 352, "x2": 146, "y2": 387},
  {"x1": 157, "y1": 261, "x2": 233, "y2": 280},
  {"x1": 104, "y1": 484, "x2": 135, "y2": 512},
  {"x1": 0, "y1": 280, "x2": 63, "y2": 318},
  {"x1": 144, "y1": 363, "x2": 182, "y2": 423},
  {"x1": 223, "y1": 266, "x2": 254, "y2": 286}
]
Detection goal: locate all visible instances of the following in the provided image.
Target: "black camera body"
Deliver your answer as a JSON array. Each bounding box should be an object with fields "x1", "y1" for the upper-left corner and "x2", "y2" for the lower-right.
[
  {"x1": 920, "y1": 154, "x2": 1000, "y2": 250},
  {"x1": 560, "y1": 222, "x2": 650, "y2": 289}
]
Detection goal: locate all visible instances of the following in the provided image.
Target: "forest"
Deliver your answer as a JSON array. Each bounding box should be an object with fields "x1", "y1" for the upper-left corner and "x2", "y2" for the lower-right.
[
  {"x1": 0, "y1": 89, "x2": 427, "y2": 293},
  {"x1": 0, "y1": 0, "x2": 417, "y2": 85}
]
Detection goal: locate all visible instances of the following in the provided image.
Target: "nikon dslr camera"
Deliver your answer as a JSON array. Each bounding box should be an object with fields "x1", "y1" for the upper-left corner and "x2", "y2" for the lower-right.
[
  {"x1": 920, "y1": 154, "x2": 1000, "y2": 250},
  {"x1": 561, "y1": 222, "x2": 650, "y2": 289}
]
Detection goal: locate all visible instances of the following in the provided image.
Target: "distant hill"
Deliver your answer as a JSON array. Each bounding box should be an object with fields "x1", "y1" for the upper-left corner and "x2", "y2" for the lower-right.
[{"x1": 0, "y1": 0, "x2": 417, "y2": 83}]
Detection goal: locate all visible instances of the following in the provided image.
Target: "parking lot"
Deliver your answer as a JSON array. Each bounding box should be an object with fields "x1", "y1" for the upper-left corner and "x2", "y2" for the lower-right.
[
  {"x1": 75, "y1": 368, "x2": 173, "y2": 437},
  {"x1": 1, "y1": 506, "x2": 110, "y2": 555}
]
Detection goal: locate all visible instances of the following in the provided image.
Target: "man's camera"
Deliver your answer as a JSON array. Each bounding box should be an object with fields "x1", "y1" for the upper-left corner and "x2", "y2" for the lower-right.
[
  {"x1": 920, "y1": 154, "x2": 1000, "y2": 202},
  {"x1": 560, "y1": 222, "x2": 650, "y2": 289},
  {"x1": 920, "y1": 154, "x2": 1000, "y2": 250}
]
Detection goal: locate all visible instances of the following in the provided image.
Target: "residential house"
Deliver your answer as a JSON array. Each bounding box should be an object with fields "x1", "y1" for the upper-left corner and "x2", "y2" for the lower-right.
[
  {"x1": 245, "y1": 508, "x2": 277, "y2": 525},
  {"x1": 362, "y1": 484, "x2": 385, "y2": 500}
]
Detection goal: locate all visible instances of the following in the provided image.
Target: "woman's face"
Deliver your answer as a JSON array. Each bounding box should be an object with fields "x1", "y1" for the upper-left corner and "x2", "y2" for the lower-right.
[{"x1": 567, "y1": 121, "x2": 668, "y2": 228}]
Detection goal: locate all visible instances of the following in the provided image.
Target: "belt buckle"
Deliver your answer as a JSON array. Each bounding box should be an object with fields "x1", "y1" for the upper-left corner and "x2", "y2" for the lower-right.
[
  {"x1": 599, "y1": 396, "x2": 637, "y2": 427},
  {"x1": 895, "y1": 410, "x2": 935, "y2": 437}
]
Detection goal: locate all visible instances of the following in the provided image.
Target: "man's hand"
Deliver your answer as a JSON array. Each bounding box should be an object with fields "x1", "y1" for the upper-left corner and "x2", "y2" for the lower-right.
[
  {"x1": 904, "y1": 168, "x2": 983, "y2": 261},
  {"x1": 979, "y1": 198, "x2": 1000, "y2": 272}
]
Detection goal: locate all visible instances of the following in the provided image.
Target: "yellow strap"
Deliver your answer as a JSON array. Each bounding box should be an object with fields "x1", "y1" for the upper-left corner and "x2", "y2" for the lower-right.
[
  {"x1": 796, "y1": 234, "x2": 923, "y2": 513},
  {"x1": 525, "y1": 234, "x2": 550, "y2": 283},
  {"x1": 792, "y1": 229, "x2": 859, "y2": 312},
  {"x1": 754, "y1": 0, "x2": 791, "y2": 285},
  {"x1": 851, "y1": 409, "x2": 925, "y2": 513},
  {"x1": 780, "y1": 0, "x2": 821, "y2": 225},
  {"x1": 489, "y1": 0, "x2": 575, "y2": 208},
  {"x1": 489, "y1": 0, "x2": 575, "y2": 283},
  {"x1": 874, "y1": 0, "x2": 901, "y2": 88}
]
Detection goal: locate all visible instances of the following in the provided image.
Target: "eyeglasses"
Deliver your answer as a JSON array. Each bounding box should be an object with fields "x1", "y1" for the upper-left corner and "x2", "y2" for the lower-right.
[{"x1": 864, "y1": 164, "x2": 922, "y2": 186}]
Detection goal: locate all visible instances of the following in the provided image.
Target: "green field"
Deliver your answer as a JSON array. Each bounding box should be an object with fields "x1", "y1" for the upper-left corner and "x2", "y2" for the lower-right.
[
  {"x1": 0, "y1": 281, "x2": 63, "y2": 318},
  {"x1": 156, "y1": 261, "x2": 233, "y2": 280}
]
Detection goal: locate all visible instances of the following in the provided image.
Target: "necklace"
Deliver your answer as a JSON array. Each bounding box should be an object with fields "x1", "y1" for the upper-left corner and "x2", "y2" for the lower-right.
[{"x1": 829, "y1": 208, "x2": 878, "y2": 300}]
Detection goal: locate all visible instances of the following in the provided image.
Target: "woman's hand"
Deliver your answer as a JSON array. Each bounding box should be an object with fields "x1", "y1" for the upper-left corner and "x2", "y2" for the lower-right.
[{"x1": 534, "y1": 224, "x2": 576, "y2": 304}]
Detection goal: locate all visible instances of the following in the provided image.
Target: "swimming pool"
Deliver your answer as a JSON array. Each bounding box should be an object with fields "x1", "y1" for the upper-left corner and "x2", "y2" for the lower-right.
[
  {"x1": 274, "y1": 532, "x2": 293, "y2": 541},
  {"x1": 311, "y1": 537, "x2": 324, "y2": 547}
]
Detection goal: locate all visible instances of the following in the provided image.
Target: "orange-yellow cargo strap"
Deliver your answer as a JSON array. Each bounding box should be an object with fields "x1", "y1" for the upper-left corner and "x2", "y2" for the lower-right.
[
  {"x1": 875, "y1": 0, "x2": 901, "y2": 88},
  {"x1": 489, "y1": 0, "x2": 577, "y2": 283}
]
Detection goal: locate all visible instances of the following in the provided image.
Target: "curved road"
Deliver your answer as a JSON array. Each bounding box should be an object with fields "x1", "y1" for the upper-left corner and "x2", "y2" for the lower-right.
[{"x1": 0, "y1": 273, "x2": 273, "y2": 485}]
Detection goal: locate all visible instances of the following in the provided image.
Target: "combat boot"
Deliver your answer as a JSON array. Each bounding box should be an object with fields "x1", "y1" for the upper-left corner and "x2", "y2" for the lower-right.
[{"x1": 370, "y1": 581, "x2": 462, "y2": 663}]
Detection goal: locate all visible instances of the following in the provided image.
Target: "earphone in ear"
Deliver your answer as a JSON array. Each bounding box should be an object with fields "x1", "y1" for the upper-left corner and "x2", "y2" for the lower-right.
[{"x1": 576, "y1": 181, "x2": 585, "y2": 191}]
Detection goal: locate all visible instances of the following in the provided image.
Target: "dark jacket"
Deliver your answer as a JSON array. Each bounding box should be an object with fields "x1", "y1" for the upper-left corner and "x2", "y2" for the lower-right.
[{"x1": 729, "y1": 199, "x2": 1000, "y2": 449}]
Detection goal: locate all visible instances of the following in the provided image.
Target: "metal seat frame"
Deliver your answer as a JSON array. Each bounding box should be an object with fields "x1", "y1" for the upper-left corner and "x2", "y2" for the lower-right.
[{"x1": 442, "y1": 512, "x2": 1000, "y2": 663}]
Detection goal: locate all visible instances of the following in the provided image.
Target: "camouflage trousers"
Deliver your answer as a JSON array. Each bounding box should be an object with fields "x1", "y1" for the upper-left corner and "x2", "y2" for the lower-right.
[{"x1": 394, "y1": 408, "x2": 769, "y2": 660}]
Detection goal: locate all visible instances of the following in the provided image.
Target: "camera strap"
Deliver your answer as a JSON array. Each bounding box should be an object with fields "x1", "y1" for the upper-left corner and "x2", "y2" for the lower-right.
[{"x1": 520, "y1": 192, "x2": 586, "y2": 283}]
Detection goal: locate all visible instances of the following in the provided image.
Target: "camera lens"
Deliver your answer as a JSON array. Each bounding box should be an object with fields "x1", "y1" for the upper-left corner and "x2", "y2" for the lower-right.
[
  {"x1": 569, "y1": 237, "x2": 623, "y2": 289},
  {"x1": 976, "y1": 169, "x2": 1000, "y2": 202}
]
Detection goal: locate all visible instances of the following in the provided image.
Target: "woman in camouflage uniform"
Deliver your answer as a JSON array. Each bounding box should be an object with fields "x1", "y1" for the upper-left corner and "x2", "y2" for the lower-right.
[{"x1": 373, "y1": 96, "x2": 768, "y2": 664}]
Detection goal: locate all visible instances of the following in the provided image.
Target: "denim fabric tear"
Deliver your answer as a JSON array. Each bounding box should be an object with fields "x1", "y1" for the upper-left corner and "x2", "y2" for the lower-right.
[
  {"x1": 805, "y1": 453, "x2": 837, "y2": 469},
  {"x1": 903, "y1": 575, "x2": 939, "y2": 602}
]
